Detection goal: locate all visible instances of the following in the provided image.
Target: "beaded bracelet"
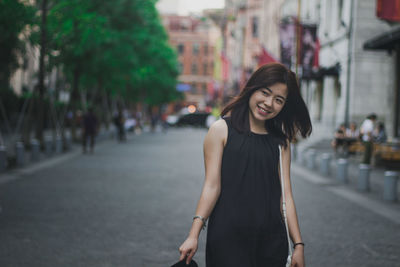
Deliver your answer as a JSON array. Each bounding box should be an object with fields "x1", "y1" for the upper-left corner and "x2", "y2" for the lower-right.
[
  {"x1": 193, "y1": 215, "x2": 207, "y2": 230},
  {"x1": 293, "y1": 242, "x2": 305, "y2": 249}
]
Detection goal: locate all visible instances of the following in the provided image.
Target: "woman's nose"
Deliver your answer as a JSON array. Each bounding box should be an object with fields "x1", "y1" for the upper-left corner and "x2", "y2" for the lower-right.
[{"x1": 264, "y1": 96, "x2": 272, "y2": 106}]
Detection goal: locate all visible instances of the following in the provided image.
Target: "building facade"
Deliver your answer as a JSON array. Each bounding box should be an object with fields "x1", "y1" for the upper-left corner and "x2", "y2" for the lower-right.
[
  {"x1": 282, "y1": 0, "x2": 399, "y2": 141},
  {"x1": 223, "y1": 0, "x2": 284, "y2": 98},
  {"x1": 162, "y1": 14, "x2": 221, "y2": 111}
]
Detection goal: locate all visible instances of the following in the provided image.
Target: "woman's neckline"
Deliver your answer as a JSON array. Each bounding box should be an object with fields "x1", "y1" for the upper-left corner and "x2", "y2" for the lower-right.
[
  {"x1": 224, "y1": 116, "x2": 269, "y2": 136},
  {"x1": 250, "y1": 130, "x2": 269, "y2": 136}
]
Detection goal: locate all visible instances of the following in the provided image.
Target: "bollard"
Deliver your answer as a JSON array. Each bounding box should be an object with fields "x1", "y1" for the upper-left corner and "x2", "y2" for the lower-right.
[
  {"x1": 383, "y1": 171, "x2": 399, "y2": 201},
  {"x1": 30, "y1": 139, "x2": 40, "y2": 162},
  {"x1": 0, "y1": 146, "x2": 6, "y2": 172},
  {"x1": 358, "y1": 164, "x2": 371, "y2": 192},
  {"x1": 307, "y1": 149, "x2": 317, "y2": 170},
  {"x1": 55, "y1": 136, "x2": 63, "y2": 154},
  {"x1": 16, "y1": 142, "x2": 25, "y2": 167},
  {"x1": 336, "y1": 158, "x2": 348, "y2": 183},
  {"x1": 320, "y1": 153, "x2": 331, "y2": 176},
  {"x1": 45, "y1": 136, "x2": 53, "y2": 157}
]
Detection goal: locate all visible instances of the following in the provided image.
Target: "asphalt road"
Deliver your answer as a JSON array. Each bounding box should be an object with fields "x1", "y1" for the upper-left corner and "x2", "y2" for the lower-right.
[{"x1": 0, "y1": 128, "x2": 399, "y2": 267}]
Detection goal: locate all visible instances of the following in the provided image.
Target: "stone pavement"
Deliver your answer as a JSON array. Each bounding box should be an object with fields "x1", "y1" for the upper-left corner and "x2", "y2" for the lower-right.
[{"x1": 0, "y1": 127, "x2": 398, "y2": 266}]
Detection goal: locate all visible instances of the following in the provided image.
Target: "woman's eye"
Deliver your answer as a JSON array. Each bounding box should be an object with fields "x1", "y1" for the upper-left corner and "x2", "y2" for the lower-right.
[
  {"x1": 276, "y1": 99, "x2": 283, "y2": 105},
  {"x1": 262, "y1": 91, "x2": 268, "y2": 96}
]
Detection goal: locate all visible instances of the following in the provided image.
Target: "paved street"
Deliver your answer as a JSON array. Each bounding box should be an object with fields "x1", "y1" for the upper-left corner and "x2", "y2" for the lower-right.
[{"x1": 0, "y1": 128, "x2": 399, "y2": 267}]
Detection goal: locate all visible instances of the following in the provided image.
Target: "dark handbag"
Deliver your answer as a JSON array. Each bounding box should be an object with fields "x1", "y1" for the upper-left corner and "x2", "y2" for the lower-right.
[{"x1": 170, "y1": 259, "x2": 198, "y2": 267}]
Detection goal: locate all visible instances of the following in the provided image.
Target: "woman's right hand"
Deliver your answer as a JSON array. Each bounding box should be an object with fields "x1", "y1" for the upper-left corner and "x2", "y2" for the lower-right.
[{"x1": 179, "y1": 237, "x2": 198, "y2": 265}]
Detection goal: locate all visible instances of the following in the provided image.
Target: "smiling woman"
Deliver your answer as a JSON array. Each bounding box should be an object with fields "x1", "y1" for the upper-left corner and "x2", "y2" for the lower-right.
[
  {"x1": 178, "y1": 63, "x2": 312, "y2": 267},
  {"x1": 221, "y1": 63, "x2": 312, "y2": 145},
  {"x1": 248, "y1": 83, "x2": 288, "y2": 133}
]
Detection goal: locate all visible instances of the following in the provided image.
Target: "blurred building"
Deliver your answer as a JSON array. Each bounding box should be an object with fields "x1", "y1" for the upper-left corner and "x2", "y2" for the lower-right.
[
  {"x1": 223, "y1": 0, "x2": 284, "y2": 98},
  {"x1": 282, "y1": 0, "x2": 399, "y2": 140},
  {"x1": 9, "y1": 28, "x2": 66, "y2": 102},
  {"x1": 161, "y1": 14, "x2": 222, "y2": 111},
  {"x1": 363, "y1": 0, "x2": 400, "y2": 139}
]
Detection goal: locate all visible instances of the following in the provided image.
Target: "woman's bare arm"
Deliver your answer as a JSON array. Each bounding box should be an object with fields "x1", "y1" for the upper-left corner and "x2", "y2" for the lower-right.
[
  {"x1": 179, "y1": 119, "x2": 227, "y2": 263},
  {"x1": 281, "y1": 142, "x2": 305, "y2": 266}
]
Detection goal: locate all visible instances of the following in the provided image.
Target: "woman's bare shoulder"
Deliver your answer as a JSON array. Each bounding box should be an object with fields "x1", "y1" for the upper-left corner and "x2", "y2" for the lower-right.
[{"x1": 205, "y1": 118, "x2": 228, "y2": 145}]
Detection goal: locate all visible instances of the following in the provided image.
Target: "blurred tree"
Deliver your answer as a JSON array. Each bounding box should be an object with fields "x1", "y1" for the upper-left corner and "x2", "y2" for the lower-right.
[
  {"x1": 44, "y1": 0, "x2": 179, "y2": 138},
  {"x1": 46, "y1": 0, "x2": 109, "y2": 139},
  {"x1": 92, "y1": 0, "x2": 180, "y2": 106}
]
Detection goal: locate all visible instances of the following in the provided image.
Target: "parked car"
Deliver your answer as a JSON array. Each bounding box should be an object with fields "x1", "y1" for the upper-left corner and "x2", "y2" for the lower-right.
[
  {"x1": 124, "y1": 118, "x2": 136, "y2": 132},
  {"x1": 175, "y1": 112, "x2": 210, "y2": 128}
]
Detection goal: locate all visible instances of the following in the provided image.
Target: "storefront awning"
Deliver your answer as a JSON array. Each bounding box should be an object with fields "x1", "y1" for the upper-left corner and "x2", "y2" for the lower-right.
[{"x1": 363, "y1": 27, "x2": 400, "y2": 50}]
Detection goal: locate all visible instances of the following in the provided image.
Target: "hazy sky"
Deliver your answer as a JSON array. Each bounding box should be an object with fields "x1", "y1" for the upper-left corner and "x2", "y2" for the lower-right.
[{"x1": 156, "y1": 0, "x2": 225, "y2": 15}]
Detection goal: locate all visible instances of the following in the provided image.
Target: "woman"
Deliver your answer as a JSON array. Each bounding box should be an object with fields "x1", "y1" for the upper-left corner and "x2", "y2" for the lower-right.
[{"x1": 179, "y1": 63, "x2": 312, "y2": 267}]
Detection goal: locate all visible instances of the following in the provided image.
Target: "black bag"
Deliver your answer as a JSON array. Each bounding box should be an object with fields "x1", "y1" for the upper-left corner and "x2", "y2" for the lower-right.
[{"x1": 170, "y1": 259, "x2": 198, "y2": 267}]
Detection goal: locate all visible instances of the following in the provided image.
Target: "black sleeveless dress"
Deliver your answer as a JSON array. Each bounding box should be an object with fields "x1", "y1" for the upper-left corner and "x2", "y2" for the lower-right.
[{"x1": 206, "y1": 116, "x2": 288, "y2": 267}]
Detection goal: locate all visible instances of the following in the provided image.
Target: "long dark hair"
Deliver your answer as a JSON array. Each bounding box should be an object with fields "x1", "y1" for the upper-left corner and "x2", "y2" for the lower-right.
[{"x1": 221, "y1": 63, "x2": 312, "y2": 147}]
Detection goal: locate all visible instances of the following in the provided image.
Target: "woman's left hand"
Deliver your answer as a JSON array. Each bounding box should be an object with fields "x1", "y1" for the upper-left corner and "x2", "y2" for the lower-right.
[{"x1": 290, "y1": 246, "x2": 305, "y2": 267}]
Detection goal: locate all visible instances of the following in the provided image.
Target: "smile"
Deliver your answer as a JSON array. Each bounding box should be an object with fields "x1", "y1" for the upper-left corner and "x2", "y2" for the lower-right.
[{"x1": 257, "y1": 105, "x2": 271, "y2": 115}]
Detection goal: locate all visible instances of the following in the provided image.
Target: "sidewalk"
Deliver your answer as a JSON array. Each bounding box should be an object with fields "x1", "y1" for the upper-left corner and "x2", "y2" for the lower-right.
[
  {"x1": 0, "y1": 126, "x2": 117, "y2": 173},
  {"x1": 0, "y1": 123, "x2": 161, "y2": 177},
  {"x1": 295, "y1": 138, "x2": 400, "y2": 204}
]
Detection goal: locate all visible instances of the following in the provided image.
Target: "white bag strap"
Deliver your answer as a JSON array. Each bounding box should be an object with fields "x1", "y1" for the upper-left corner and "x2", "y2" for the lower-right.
[{"x1": 279, "y1": 145, "x2": 293, "y2": 259}]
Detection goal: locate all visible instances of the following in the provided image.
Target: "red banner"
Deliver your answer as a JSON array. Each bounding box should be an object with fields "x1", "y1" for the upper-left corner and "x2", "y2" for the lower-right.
[
  {"x1": 377, "y1": 0, "x2": 400, "y2": 22},
  {"x1": 258, "y1": 45, "x2": 278, "y2": 67}
]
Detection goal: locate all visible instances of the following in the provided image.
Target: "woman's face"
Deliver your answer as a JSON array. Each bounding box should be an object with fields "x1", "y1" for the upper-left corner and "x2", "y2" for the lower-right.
[{"x1": 248, "y1": 82, "x2": 288, "y2": 122}]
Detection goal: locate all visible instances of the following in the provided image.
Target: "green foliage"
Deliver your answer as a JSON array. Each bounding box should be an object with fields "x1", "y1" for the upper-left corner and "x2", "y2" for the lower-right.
[
  {"x1": 46, "y1": 0, "x2": 179, "y2": 106},
  {"x1": 0, "y1": 0, "x2": 36, "y2": 90}
]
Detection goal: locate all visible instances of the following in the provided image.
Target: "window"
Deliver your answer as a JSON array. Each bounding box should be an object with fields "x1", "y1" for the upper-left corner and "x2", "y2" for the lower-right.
[
  {"x1": 193, "y1": 43, "x2": 200, "y2": 55},
  {"x1": 191, "y1": 63, "x2": 198, "y2": 74},
  {"x1": 177, "y1": 62, "x2": 183, "y2": 73},
  {"x1": 177, "y1": 44, "x2": 184, "y2": 55},
  {"x1": 191, "y1": 83, "x2": 197, "y2": 94},
  {"x1": 202, "y1": 84, "x2": 207, "y2": 95},
  {"x1": 203, "y1": 63, "x2": 208, "y2": 75},
  {"x1": 252, "y1": 16, "x2": 259, "y2": 38}
]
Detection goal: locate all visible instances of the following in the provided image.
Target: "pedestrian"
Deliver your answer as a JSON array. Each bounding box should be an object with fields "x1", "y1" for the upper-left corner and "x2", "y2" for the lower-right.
[
  {"x1": 161, "y1": 112, "x2": 169, "y2": 133},
  {"x1": 82, "y1": 107, "x2": 98, "y2": 154},
  {"x1": 113, "y1": 109, "x2": 126, "y2": 142},
  {"x1": 150, "y1": 112, "x2": 158, "y2": 133},
  {"x1": 135, "y1": 110, "x2": 143, "y2": 134},
  {"x1": 178, "y1": 63, "x2": 312, "y2": 267},
  {"x1": 360, "y1": 113, "x2": 377, "y2": 164}
]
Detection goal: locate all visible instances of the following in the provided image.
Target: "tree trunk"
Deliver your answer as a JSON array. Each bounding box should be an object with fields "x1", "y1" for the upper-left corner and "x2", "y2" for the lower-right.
[
  {"x1": 35, "y1": 0, "x2": 48, "y2": 145},
  {"x1": 70, "y1": 66, "x2": 80, "y2": 142},
  {"x1": 21, "y1": 98, "x2": 34, "y2": 146}
]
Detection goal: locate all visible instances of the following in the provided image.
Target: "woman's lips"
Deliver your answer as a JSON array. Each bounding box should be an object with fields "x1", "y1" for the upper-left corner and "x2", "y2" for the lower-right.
[{"x1": 257, "y1": 105, "x2": 270, "y2": 116}]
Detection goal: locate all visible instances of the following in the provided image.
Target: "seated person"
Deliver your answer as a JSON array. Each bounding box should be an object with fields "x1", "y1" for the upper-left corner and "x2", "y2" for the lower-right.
[
  {"x1": 374, "y1": 122, "x2": 387, "y2": 144},
  {"x1": 331, "y1": 124, "x2": 346, "y2": 153},
  {"x1": 346, "y1": 122, "x2": 359, "y2": 139}
]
